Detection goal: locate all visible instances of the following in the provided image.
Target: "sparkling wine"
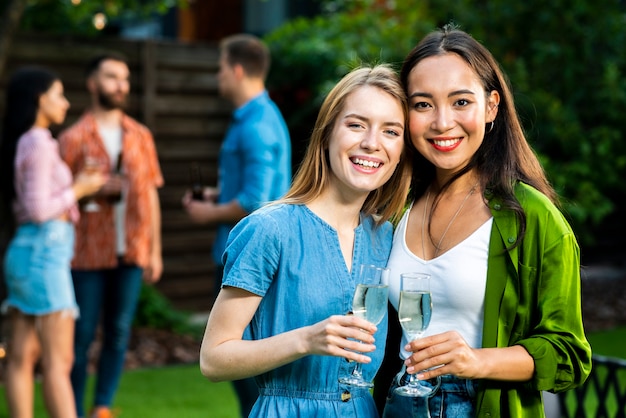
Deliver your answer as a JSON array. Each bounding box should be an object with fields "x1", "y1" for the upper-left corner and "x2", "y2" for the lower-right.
[
  {"x1": 398, "y1": 290, "x2": 432, "y2": 340},
  {"x1": 352, "y1": 284, "x2": 389, "y2": 325}
]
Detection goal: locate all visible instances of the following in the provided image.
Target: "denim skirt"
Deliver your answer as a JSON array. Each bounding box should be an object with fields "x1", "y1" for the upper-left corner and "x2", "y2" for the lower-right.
[
  {"x1": 383, "y1": 366, "x2": 477, "y2": 418},
  {"x1": 2, "y1": 220, "x2": 78, "y2": 317}
]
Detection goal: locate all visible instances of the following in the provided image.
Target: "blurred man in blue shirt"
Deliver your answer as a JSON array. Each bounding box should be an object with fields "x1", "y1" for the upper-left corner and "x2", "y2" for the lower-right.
[{"x1": 183, "y1": 33, "x2": 291, "y2": 417}]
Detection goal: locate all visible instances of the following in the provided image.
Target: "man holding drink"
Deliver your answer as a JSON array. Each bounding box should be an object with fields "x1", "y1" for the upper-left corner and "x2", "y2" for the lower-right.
[
  {"x1": 182, "y1": 33, "x2": 291, "y2": 417},
  {"x1": 59, "y1": 52, "x2": 163, "y2": 418}
]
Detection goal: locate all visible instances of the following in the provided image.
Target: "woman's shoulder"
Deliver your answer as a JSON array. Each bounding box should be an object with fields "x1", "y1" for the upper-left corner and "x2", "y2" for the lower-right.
[
  {"x1": 514, "y1": 182, "x2": 559, "y2": 213},
  {"x1": 17, "y1": 128, "x2": 54, "y2": 154},
  {"x1": 250, "y1": 203, "x2": 301, "y2": 219},
  {"x1": 514, "y1": 182, "x2": 574, "y2": 233},
  {"x1": 235, "y1": 204, "x2": 302, "y2": 233}
]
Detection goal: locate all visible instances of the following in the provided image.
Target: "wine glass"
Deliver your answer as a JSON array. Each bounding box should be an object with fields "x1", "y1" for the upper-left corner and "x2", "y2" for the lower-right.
[
  {"x1": 395, "y1": 272, "x2": 433, "y2": 397},
  {"x1": 338, "y1": 264, "x2": 389, "y2": 388},
  {"x1": 82, "y1": 155, "x2": 106, "y2": 212}
]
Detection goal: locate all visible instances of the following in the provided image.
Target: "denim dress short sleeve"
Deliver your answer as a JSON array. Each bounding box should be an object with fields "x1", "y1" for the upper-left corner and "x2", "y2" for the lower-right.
[{"x1": 222, "y1": 204, "x2": 393, "y2": 418}]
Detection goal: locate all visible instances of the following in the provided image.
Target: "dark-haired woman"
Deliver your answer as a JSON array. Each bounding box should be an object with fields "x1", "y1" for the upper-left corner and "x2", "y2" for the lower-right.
[
  {"x1": 0, "y1": 67, "x2": 106, "y2": 418},
  {"x1": 383, "y1": 26, "x2": 592, "y2": 417}
]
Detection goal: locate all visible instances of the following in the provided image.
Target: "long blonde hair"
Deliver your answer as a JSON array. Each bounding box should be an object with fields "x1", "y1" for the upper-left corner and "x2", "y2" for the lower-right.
[{"x1": 280, "y1": 65, "x2": 412, "y2": 225}]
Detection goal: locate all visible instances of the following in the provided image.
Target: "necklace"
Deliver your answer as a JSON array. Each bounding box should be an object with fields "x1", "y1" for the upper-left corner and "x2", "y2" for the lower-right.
[{"x1": 421, "y1": 182, "x2": 479, "y2": 259}]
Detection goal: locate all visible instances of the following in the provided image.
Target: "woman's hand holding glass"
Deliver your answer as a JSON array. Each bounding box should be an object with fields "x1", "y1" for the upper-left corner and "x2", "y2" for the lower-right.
[
  {"x1": 73, "y1": 167, "x2": 107, "y2": 203},
  {"x1": 338, "y1": 264, "x2": 389, "y2": 388},
  {"x1": 395, "y1": 272, "x2": 433, "y2": 397},
  {"x1": 81, "y1": 155, "x2": 107, "y2": 212},
  {"x1": 404, "y1": 330, "x2": 483, "y2": 381}
]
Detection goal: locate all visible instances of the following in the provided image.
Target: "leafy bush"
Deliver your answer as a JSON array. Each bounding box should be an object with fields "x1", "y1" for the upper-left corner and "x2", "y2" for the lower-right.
[
  {"x1": 19, "y1": 0, "x2": 180, "y2": 36},
  {"x1": 134, "y1": 284, "x2": 203, "y2": 338},
  {"x1": 265, "y1": 0, "x2": 626, "y2": 245}
]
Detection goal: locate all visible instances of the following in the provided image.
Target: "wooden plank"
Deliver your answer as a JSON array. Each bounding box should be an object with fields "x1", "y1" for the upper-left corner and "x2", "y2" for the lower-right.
[
  {"x1": 161, "y1": 231, "x2": 215, "y2": 254},
  {"x1": 154, "y1": 41, "x2": 220, "y2": 70},
  {"x1": 141, "y1": 40, "x2": 158, "y2": 130},
  {"x1": 2, "y1": 32, "x2": 227, "y2": 313},
  {"x1": 157, "y1": 281, "x2": 215, "y2": 301},
  {"x1": 154, "y1": 95, "x2": 230, "y2": 116},
  {"x1": 169, "y1": 295, "x2": 214, "y2": 312},
  {"x1": 156, "y1": 69, "x2": 219, "y2": 93},
  {"x1": 162, "y1": 253, "x2": 214, "y2": 272},
  {"x1": 153, "y1": 117, "x2": 229, "y2": 136},
  {"x1": 160, "y1": 161, "x2": 218, "y2": 184},
  {"x1": 10, "y1": 34, "x2": 142, "y2": 65},
  {"x1": 160, "y1": 210, "x2": 218, "y2": 229},
  {"x1": 155, "y1": 137, "x2": 222, "y2": 161}
]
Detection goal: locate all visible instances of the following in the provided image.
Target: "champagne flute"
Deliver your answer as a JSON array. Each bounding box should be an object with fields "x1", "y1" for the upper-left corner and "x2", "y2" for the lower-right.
[
  {"x1": 338, "y1": 264, "x2": 389, "y2": 388},
  {"x1": 395, "y1": 272, "x2": 433, "y2": 397}
]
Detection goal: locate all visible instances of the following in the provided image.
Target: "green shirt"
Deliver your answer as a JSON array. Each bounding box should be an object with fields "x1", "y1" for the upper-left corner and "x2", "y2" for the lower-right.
[{"x1": 476, "y1": 182, "x2": 592, "y2": 417}]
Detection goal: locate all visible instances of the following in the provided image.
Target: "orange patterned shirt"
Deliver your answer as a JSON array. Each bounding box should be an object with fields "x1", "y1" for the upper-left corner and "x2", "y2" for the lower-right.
[{"x1": 59, "y1": 112, "x2": 163, "y2": 269}]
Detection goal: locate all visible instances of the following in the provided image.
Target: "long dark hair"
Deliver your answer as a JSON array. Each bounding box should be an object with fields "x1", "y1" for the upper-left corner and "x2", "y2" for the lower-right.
[
  {"x1": 400, "y1": 25, "x2": 557, "y2": 244},
  {"x1": 0, "y1": 67, "x2": 59, "y2": 205}
]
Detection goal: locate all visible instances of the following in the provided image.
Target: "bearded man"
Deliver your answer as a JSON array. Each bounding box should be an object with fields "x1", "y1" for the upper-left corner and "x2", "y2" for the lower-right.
[{"x1": 59, "y1": 52, "x2": 163, "y2": 418}]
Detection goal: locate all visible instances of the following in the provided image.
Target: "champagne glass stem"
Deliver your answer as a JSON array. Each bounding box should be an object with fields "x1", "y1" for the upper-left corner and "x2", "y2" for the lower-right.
[
  {"x1": 405, "y1": 368, "x2": 419, "y2": 388},
  {"x1": 350, "y1": 360, "x2": 364, "y2": 380}
]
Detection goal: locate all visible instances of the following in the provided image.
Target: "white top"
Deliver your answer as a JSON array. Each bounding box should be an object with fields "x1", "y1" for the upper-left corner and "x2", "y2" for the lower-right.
[
  {"x1": 387, "y1": 204, "x2": 492, "y2": 359},
  {"x1": 99, "y1": 125, "x2": 126, "y2": 255}
]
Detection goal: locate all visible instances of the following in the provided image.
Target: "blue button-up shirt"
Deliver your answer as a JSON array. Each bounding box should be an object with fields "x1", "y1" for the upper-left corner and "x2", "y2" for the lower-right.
[{"x1": 213, "y1": 91, "x2": 291, "y2": 265}]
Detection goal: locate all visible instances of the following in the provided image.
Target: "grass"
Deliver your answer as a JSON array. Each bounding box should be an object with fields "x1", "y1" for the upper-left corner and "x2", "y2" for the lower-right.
[
  {"x1": 0, "y1": 364, "x2": 240, "y2": 418},
  {"x1": 0, "y1": 327, "x2": 624, "y2": 417},
  {"x1": 586, "y1": 326, "x2": 626, "y2": 358}
]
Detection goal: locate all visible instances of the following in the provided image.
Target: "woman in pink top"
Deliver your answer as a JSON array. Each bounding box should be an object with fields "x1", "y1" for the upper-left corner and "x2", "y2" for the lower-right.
[{"x1": 0, "y1": 67, "x2": 106, "y2": 418}]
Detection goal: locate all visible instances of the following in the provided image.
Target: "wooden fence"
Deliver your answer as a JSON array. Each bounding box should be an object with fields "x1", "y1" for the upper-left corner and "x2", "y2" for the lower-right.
[{"x1": 0, "y1": 32, "x2": 230, "y2": 311}]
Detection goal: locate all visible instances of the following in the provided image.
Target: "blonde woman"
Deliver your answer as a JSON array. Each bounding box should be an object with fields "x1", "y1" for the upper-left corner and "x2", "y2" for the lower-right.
[{"x1": 200, "y1": 65, "x2": 412, "y2": 417}]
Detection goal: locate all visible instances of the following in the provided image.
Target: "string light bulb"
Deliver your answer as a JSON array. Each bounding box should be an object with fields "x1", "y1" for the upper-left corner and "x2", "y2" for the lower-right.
[{"x1": 93, "y1": 13, "x2": 107, "y2": 30}]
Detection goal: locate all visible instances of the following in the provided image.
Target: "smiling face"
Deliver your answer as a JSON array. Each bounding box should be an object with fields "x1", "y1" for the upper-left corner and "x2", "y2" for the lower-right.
[
  {"x1": 37, "y1": 80, "x2": 70, "y2": 127},
  {"x1": 326, "y1": 84, "x2": 405, "y2": 199},
  {"x1": 406, "y1": 53, "x2": 499, "y2": 179}
]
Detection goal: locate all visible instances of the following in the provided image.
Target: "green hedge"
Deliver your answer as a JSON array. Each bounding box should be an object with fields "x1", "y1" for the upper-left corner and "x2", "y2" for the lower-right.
[{"x1": 265, "y1": 0, "x2": 626, "y2": 246}]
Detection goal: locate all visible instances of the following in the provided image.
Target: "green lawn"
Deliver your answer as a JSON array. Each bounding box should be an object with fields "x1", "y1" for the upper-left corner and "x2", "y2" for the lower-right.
[
  {"x1": 0, "y1": 364, "x2": 240, "y2": 418},
  {"x1": 586, "y1": 326, "x2": 626, "y2": 358},
  {"x1": 1, "y1": 326, "x2": 624, "y2": 417}
]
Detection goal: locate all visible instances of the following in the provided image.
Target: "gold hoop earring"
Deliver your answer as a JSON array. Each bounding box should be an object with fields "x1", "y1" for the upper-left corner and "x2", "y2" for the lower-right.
[{"x1": 486, "y1": 121, "x2": 494, "y2": 134}]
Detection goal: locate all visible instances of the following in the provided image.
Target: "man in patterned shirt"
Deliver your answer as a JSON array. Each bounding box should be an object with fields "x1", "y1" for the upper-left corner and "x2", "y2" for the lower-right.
[{"x1": 59, "y1": 52, "x2": 163, "y2": 418}]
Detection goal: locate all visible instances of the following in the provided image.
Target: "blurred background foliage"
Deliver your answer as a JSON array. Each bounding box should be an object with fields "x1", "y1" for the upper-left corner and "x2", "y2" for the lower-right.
[
  {"x1": 11, "y1": 0, "x2": 626, "y2": 247},
  {"x1": 265, "y1": 0, "x2": 626, "y2": 247},
  {"x1": 19, "y1": 0, "x2": 184, "y2": 36}
]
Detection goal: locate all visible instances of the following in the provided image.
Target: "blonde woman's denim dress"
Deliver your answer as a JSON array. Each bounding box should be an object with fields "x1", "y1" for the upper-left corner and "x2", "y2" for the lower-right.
[{"x1": 222, "y1": 204, "x2": 392, "y2": 418}]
